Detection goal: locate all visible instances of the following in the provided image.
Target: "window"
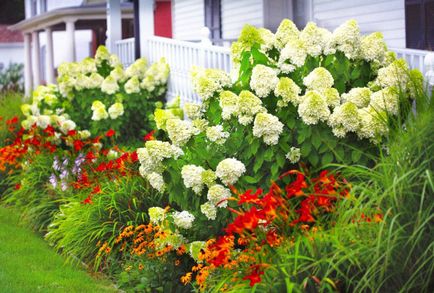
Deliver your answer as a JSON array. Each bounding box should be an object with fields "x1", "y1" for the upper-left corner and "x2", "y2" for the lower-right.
[
  {"x1": 40, "y1": 0, "x2": 47, "y2": 13},
  {"x1": 204, "y1": 0, "x2": 221, "y2": 43},
  {"x1": 405, "y1": 0, "x2": 434, "y2": 50},
  {"x1": 31, "y1": 0, "x2": 37, "y2": 16}
]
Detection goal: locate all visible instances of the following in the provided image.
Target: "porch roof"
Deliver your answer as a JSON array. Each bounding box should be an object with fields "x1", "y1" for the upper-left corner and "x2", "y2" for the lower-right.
[{"x1": 8, "y1": 2, "x2": 134, "y2": 33}]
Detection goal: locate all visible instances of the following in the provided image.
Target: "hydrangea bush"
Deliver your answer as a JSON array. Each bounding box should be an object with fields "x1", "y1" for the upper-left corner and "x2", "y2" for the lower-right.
[
  {"x1": 21, "y1": 46, "x2": 170, "y2": 142},
  {"x1": 137, "y1": 19, "x2": 422, "y2": 238}
]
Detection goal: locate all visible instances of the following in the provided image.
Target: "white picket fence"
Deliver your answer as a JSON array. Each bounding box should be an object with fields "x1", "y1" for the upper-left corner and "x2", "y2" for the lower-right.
[{"x1": 115, "y1": 36, "x2": 433, "y2": 104}]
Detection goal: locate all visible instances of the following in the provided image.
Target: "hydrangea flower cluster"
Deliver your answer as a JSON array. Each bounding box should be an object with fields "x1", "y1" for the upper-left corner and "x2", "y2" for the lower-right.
[{"x1": 191, "y1": 66, "x2": 231, "y2": 100}]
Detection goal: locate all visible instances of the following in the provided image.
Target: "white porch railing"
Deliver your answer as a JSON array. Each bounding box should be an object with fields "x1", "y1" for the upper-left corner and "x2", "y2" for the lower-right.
[
  {"x1": 390, "y1": 47, "x2": 430, "y2": 74},
  {"x1": 114, "y1": 37, "x2": 136, "y2": 67},
  {"x1": 114, "y1": 37, "x2": 433, "y2": 104},
  {"x1": 146, "y1": 36, "x2": 231, "y2": 104}
]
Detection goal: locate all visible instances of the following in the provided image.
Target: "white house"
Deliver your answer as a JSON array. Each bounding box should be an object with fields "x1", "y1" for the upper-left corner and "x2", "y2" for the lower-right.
[{"x1": 0, "y1": 25, "x2": 24, "y2": 70}]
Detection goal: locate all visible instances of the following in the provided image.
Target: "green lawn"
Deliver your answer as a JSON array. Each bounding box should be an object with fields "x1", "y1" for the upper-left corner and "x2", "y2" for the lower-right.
[{"x1": 0, "y1": 206, "x2": 118, "y2": 293}]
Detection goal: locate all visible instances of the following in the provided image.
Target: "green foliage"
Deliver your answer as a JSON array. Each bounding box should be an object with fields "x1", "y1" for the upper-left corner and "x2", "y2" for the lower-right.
[
  {"x1": 0, "y1": 63, "x2": 23, "y2": 92},
  {"x1": 0, "y1": 91, "x2": 24, "y2": 145}
]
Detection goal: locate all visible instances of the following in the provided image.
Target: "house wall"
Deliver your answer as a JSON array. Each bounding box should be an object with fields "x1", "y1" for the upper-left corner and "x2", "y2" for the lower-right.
[
  {"x1": 0, "y1": 44, "x2": 24, "y2": 69},
  {"x1": 312, "y1": 0, "x2": 406, "y2": 48},
  {"x1": 221, "y1": 0, "x2": 264, "y2": 40},
  {"x1": 172, "y1": 0, "x2": 205, "y2": 41}
]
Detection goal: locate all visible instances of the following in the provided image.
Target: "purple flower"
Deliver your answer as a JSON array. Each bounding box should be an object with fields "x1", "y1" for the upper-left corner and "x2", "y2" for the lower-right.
[
  {"x1": 61, "y1": 180, "x2": 68, "y2": 191},
  {"x1": 49, "y1": 174, "x2": 57, "y2": 189},
  {"x1": 52, "y1": 156, "x2": 61, "y2": 171},
  {"x1": 60, "y1": 169, "x2": 69, "y2": 180}
]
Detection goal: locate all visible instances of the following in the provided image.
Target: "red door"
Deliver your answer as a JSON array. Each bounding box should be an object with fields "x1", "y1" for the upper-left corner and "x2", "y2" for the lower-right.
[{"x1": 154, "y1": 1, "x2": 172, "y2": 38}]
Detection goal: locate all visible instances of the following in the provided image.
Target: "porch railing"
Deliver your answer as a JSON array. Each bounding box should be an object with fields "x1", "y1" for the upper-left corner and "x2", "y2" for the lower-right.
[
  {"x1": 390, "y1": 47, "x2": 429, "y2": 74},
  {"x1": 114, "y1": 36, "x2": 433, "y2": 104}
]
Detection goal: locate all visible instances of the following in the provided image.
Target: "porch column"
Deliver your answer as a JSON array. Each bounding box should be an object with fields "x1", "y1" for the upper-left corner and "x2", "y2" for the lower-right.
[
  {"x1": 107, "y1": 0, "x2": 122, "y2": 53},
  {"x1": 139, "y1": 0, "x2": 155, "y2": 58},
  {"x1": 32, "y1": 30, "x2": 40, "y2": 88},
  {"x1": 45, "y1": 27, "x2": 55, "y2": 84},
  {"x1": 65, "y1": 19, "x2": 76, "y2": 62},
  {"x1": 24, "y1": 33, "x2": 33, "y2": 97}
]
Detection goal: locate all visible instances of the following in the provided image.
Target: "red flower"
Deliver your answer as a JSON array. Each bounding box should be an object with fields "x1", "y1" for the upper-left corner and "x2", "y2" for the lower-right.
[
  {"x1": 96, "y1": 162, "x2": 107, "y2": 172},
  {"x1": 86, "y1": 151, "x2": 96, "y2": 161},
  {"x1": 67, "y1": 130, "x2": 77, "y2": 137},
  {"x1": 91, "y1": 185, "x2": 102, "y2": 194},
  {"x1": 130, "y1": 151, "x2": 138, "y2": 163},
  {"x1": 105, "y1": 129, "x2": 116, "y2": 137},
  {"x1": 238, "y1": 189, "x2": 262, "y2": 205},
  {"x1": 6, "y1": 116, "x2": 18, "y2": 125},
  {"x1": 82, "y1": 195, "x2": 93, "y2": 205},
  {"x1": 43, "y1": 125, "x2": 56, "y2": 136},
  {"x1": 144, "y1": 130, "x2": 155, "y2": 141},
  {"x1": 242, "y1": 267, "x2": 264, "y2": 287},
  {"x1": 14, "y1": 183, "x2": 21, "y2": 190},
  {"x1": 73, "y1": 140, "x2": 85, "y2": 152}
]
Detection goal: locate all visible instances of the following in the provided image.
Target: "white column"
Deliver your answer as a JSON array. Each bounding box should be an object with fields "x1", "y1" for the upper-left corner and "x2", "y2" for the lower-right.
[
  {"x1": 107, "y1": 0, "x2": 122, "y2": 53},
  {"x1": 65, "y1": 20, "x2": 76, "y2": 62},
  {"x1": 24, "y1": 33, "x2": 33, "y2": 98},
  {"x1": 139, "y1": 0, "x2": 155, "y2": 58},
  {"x1": 45, "y1": 27, "x2": 55, "y2": 84},
  {"x1": 32, "y1": 31, "x2": 40, "y2": 88}
]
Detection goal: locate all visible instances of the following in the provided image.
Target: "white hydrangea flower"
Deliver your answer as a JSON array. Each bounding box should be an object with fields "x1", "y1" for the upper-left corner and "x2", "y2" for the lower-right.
[
  {"x1": 207, "y1": 184, "x2": 231, "y2": 208},
  {"x1": 166, "y1": 118, "x2": 199, "y2": 146},
  {"x1": 91, "y1": 101, "x2": 109, "y2": 121},
  {"x1": 303, "y1": 67, "x2": 334, "y2": 90},
  {"x1": 328, "y1": 19, "x2": 361, "y2": 59},
  {"x1": 148, "y1": 207, "x2": 165, "y2": 224},
  {"x1": 125, "y1": 58, "x2": 148, "y2": 78},
  {"x1": 298, "y1": 90, "x2": 330, "y2": 125},
  {"x1": 286, "y1": 147, "x2": 301, "y2": 164},
  {"x1": 328, "y1": 102, "x2": 361, "y2": 137},
  {"x1": 109, "y1": 66, "x2": 126, "y2": 82},
  {"x1": 274, "y1": 77, "x2": 301, "y2": 107},
  {"x1": 184, "y1": 102, "x2": 203, "y2": 120},
  {"x1": 78, "y1": 130, "x2": 91, "y2": 139},
  {"x1": 109, "y1": 54, "x2": 122, "y2": 68},
  {"x1": 173, "y1": 211, "x2": 195, "y2": 229},
  {"x1": 274, "y1": 19, "x2": 299, "y2": 49},
  {"x1": 250, "y1": 65, "x2": 279, "y2": 98},
  {"x1": 341, "y1": 87, "x2": 372, "y2": 108},
  {"x1": 237, "y1": 90, "x2": 265, "y2": 125},
  {"x1": 357, "y1": 106, "x2": 389, "y2": 142},
  {"x1": 360, "y1": 32, "x2": 387, "y2": 62},
  {"x1": 181, "y1": 164, "x2": 205, "y2": 194},
  {"x1": 101, "y1": 76, "x2": 119, "y2": 95},
  {"x1": 191, "y1": 66, "x2": 231, "y2": 100},
  {"x1": 253, "y1": 112, "x2": 284, "y2": 145},
  {"x1": 300, "y1": 22, "x2": 332, "y2": 57},
  {"x1": 201, "y1": 202, "x2": 217, "y2": 220},
  {"x1": 219, "y1": 91, "x2": 239, "y2": 120},
  {"x1": 145, "y1": 140, "x2": 184, "y2": 161},
  {"x1": 144, "y1": 58, "x2": 169, "y2": 87},
  {"x1": 124, "y1": 76, "x2": 141, "y2": 94},
  {"x1": 192, "y1": 118, "x2": 209, "y2": 132},
  {"x1": 108, "y1": 102, "x2": 124, "y2": 119},
  {"x1": 206, "y1": 125, "x2": 229, "y2": 145},
  {"x1": 279, "y1": 37, "x2": 307, "y2": 68},
  {"x1": 107, "y1": 149, "x2": 120, "y2": 160},
  {"x1": 95, "y1": 46, "x2": 110, "y2": 65},
  {"x1": 323, "y1": 88, "x2": 341, "y2": 108},
  {"x1": 21, "y1": 115, "x2": 37, "y2": 130},
  {"x1": 376, "y1": 59, "x2": 409, "y2": 89},
  {"x1": 215, "y1": 158, "x2": 246, "y2": 186},
  {"x1": 80, "y1": 57, "x2": 97, "y2": 74},
  {"x1": 88, "y1": 73, "x2": 104, "y2": 89},
  {"x1": 259, "y1": 28, "x2": 275, "y2": 51},
  {"x1": 146, "y1": 172, "x2": 165, "y2": 193},
  {"x1": 36, "y1": 115, "x2": 51, "y2": 129},
  {"x1": 59, "y1": 119, "x2": 76, "y2": 134},
  {"x1": 370, "y1": 87, "x2": 400, "y2": 115}
]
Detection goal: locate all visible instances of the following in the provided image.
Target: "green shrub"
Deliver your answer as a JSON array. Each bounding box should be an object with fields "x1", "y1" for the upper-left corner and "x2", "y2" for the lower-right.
[{"x1": 0, "y1": 63, "x2": 23, "y2": 92}]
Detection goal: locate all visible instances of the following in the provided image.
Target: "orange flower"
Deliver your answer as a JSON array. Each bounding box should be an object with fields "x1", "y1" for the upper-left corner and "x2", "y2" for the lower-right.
[{"x1": 180, "y1": 272, "x2": 192, "y2": 285}]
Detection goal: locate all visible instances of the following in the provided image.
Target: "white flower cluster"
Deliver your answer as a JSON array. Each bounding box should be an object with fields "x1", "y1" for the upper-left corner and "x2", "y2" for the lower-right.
[
  {"x1": 184, "y1": 102, "x2": 204, "y2": 120},
  {"x1": 303, "y1": 67, "x2": 334, "y2": 90},
  {"x1": 173, "y1": 210, "x2": 195, "y2": 229},
  {"x1": 376, "y1": 59, "x2": 409, "y2": 89},
  {"x1": 253, "y1": 113, "x2": 284, "y2": 145},
  {"x1": 341, "y1": 87, "x2": 371, "y2": 108},
  {"x1": 274, "y1": 77, "x2": 301, "y2": 107},
  {"x1": 181, "y1": 164, "x2": 206, "y2": 194},
  {"x1": 191, "y1": 66, "x2": 231, "y2": 100},
  {"x1": 166, "y1": 118, "x2": 200, "y2": 146},
  {"x1": 286, "y1": 147, "x2": 301, "y2": 164},
  {"x1": 149, "y1": 207, "x2": 166, "y2": 224},
  {"x1": 92, "y1": 100, "x2": 124, "y2": 121},
  {"x1": 250, "y1": 65, "x2": 279, "y2": 98},
  {"x1": 206, "y1": 125, "x2": 229, "y2": 145},
  {"x1": 327, "y1": 19, "x2": 361, "y2": 59},
  {"x1": 137, "y1": 140, "x2": 183, "y2": 192},
  {"x1": 215, "y1": 158, "x2": 246, "y2": 186}
]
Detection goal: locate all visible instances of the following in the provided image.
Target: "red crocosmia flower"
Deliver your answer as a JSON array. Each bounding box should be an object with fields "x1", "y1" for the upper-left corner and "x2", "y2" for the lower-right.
[
  {"x1": 43, "y1": 125, "x2": 56, "y2": 136},
  {"x1": 15, "y1": 183, "x2": 21, "y2": 190},
  {"x1": 226, "y1": 207, "x2": 264, "y2": 235},
  {"x1": 238, "y1": 189, "x2": 263, "y2": 205},
  {"x1": 102, "y1": 149, "x2": 109, "y2": 156},
  {"x1": 91, "y1": 185, "x2": 102, "y2": 194},
  {"x1": 242, "y1": 267, "x2": 264, "y2": 287},
  {"x1": 85, "y1": 151, "x2": 96, "y2": 161},
  {"x1": 73, "y1": 140, "x2": 85, "y2": 151},
  {"x1": 96, "y1": 162, "x2": 107, "y2": 172},
  {"x1": 82, "y1": 195, "x2": 93, "y2": 205},
  {"x1": 67, "y1": 130, "x2": 77, "y2": 136},
  {"x1": 92, "y1": 136, "x2": 101, "y2": 143},
  {"x1": 6, "y1": 116, "x2": 18, "y2": 125},
  {"x1": 285, "y1": 173, "x2": 307, "y2": 198},
  {"x1": 266, "y1": 229, "x2": 281, "y2": 247},
  {"x1": 44, "y1": 142, "x2": 57, "y2": 153},
  {"x1": 105, "y1": 129, "x2": 116, "y2": 137},
  {"x1": 130, "y1": 151, "x2": 138, "y2": 162},
  {"x1": 144, "y1": 130, "x2": 155, "y2": 141}
]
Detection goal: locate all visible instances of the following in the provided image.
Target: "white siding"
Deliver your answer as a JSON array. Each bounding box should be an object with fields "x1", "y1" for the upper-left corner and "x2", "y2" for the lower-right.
[
  {"x1": 172, "y1": 0, "x2": 205, "y2": 41},
  {"x1": 312, "y1": 0, "x2": 406, "y2": 48},
  {"x1": 221, "y1": 0, "x2": 264, "y2": 40},
  {"x1": 0, "y1": 45, "x2": 24, "y2": 68}
]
